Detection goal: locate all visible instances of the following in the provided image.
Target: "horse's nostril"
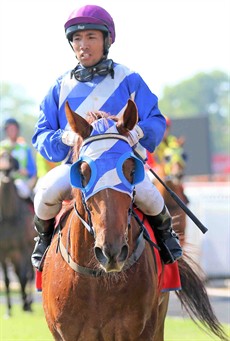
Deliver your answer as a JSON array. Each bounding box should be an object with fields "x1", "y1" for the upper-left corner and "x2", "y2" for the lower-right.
[
  {"x1": 94, "y1": 246, "x2": 106, "y2": 264},
  {"x1": 94, "y1": 243, "x2": 129, "y2": 265},
  {"x1": 119, "y1": 244, "x2": 128, "y2": 262}
]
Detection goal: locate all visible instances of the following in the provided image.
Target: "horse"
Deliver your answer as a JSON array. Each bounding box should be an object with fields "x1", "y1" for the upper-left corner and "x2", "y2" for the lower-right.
[
  {"x1": 147, "y1": 141, "x2": 189, "y2": 247},
  {"x1": 0, "y1": 150, "x2": 35, "y2": 316},
  {"x1": 42, "y1": 100, "x2": 228, "y2": 341}
]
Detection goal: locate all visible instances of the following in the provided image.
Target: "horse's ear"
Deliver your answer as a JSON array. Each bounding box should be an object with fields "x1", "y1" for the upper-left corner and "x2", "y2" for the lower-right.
[
  {"x1": 116, "y1": 99, "x2": 138, "y2": 134},
  {"x1": 65, "y1": 101, "x2": 92, "y2": 139}
]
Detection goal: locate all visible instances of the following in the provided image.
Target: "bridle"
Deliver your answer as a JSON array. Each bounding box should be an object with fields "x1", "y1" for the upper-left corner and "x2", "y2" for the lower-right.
[
  {"x1": 57, "y1": 133, "x2": 159, "y2": 277},
  {"x1": 57, "y1": 207, "x2": 147, "y2": 277}
]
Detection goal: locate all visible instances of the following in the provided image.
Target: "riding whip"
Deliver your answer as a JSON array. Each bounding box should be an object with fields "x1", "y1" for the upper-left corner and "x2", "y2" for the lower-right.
[{"x1": 135, "y1": 150, "x2": 208, "y2": 234}]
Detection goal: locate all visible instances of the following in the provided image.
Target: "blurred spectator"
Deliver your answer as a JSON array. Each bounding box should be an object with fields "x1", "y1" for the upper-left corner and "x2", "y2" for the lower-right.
[{"x1": 0, "y1": 118, "x2": 37, "y2": 199}]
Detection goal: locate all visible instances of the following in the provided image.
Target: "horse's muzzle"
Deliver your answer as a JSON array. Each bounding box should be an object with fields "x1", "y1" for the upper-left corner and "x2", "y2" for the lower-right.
[{"x1": 94, "y1": 242, "x2": 129, "y2": 273}]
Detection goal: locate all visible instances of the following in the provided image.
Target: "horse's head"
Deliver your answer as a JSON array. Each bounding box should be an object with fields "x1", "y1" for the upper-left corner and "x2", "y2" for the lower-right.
[
  {"x1": 0, "y1": 149, "x2": 19, "y2": 177},
  {"x1": 0, "y1": 149, "x2": 21, "y2": 220},
  {"x1": 65, "y1": 99, "x2": 145, "y2": 273}
]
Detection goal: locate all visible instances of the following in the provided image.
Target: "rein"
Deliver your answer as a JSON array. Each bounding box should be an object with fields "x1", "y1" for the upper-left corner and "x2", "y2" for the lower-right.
[
  {"x1": 57, "y1": 229, "x2": 145, "y2": 277},
  {"x1": 57, "y1": 225, "x2": 145, "y2": 278},
  {"x1": 81, "y1": 133, "x2": 129, "y2": 146},
  {"x1": 56, "y1": 205, "x2": 159, "y2": 277},
  {"x1": 74, "y1": 201, "x2": 94, "y2": 235}
]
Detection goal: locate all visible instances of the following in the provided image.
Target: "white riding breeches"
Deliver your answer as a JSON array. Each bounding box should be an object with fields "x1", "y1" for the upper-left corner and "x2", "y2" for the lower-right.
[
  {"x1": 34, "y1": 164, "x2": 164, "y2": 220},
  {"x1": 34, "y1": 164, "x2": 72, "y2": 220},
  {"x1": 134, "y1": 172, "x2": 164, "y2": 215}
]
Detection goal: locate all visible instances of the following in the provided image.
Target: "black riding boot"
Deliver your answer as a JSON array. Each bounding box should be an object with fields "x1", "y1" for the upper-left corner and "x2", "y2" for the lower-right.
[
  {"x1": 146, "y1": 206, "x2": 182, "y2": 264},
  {"x1": 31, "y1": 215, "x2": 55, "y2": 271}
]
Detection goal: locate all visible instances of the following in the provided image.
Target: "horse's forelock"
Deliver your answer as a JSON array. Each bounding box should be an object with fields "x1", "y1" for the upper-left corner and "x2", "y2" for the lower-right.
[
  {"x1": 72, "y1": 112, "x2": 119, "y2": 162},
  {"x1": 85, "y1": 111, "x2": 118, "y2": 124}
]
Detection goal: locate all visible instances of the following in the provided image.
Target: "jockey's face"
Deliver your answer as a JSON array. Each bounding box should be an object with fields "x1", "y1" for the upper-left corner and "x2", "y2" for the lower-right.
[{"x1": 71, "y1": 30, "x2": 104, "y2": 67}]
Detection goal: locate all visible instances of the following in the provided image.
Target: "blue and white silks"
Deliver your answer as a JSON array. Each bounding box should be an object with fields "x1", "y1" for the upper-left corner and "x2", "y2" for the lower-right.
[
  {"x1": 70, "y1": 118, "x2": 144, "y2": 201},
  {"x1": 32, "y1": 63, "x2": 166, "y2": 163}
]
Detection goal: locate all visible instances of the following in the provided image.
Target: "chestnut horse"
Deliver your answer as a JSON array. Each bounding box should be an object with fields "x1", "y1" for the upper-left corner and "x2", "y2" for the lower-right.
[
  {"x1": 0, "y1": 150, "x2": 35, "y2": 316},
  {"x1": 42, "y1": 100, "x2": 227, "y2": 341}
]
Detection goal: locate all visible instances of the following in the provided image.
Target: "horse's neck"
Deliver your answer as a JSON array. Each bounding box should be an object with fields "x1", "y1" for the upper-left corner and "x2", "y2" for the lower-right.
[{"x1": 0, "y1": 176, "x2": 20, "y2": 219}]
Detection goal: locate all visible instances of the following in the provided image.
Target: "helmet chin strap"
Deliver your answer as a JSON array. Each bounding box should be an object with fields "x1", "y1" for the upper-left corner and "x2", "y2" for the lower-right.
[{"x1": 103, "y1": 34, "x2": 111, "y2": 56}]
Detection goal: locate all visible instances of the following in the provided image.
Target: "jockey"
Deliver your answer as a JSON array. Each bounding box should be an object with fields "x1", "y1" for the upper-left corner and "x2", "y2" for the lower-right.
[
  {"x1": 0, "y1": 118, "x2": 37, "y2": 199},
  {"x1": 31, "y1": 4, "x2": 182, "y2": 270}
]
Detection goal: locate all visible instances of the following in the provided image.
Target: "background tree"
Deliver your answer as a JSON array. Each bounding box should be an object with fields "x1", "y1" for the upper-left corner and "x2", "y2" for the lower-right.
[{"x1": 159, "y1": 70, "x2": 229, "y2": 155}]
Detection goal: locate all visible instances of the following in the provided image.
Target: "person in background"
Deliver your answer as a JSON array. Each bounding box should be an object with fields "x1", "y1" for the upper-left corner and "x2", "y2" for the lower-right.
[
  {"x1": 0, "y1": 118, "x2": 37, "y2": 200},
  {"x1": 36, "y1": 152, "x2": 60, "y2": 179},
  {"x1": 31, "y1": 4, "x2": 182, "y2": 271},
  {"x1": 34, "y1": 152, "x2": 60, "y2": 193},
  {"x1": 149, "y1": 116, "x2": 187, "y2": 179}
]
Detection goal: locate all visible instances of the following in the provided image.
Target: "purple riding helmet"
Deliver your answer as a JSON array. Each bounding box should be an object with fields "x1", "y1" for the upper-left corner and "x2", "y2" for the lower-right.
[{"x1": 64, "y1": 5, "x2": 115, "y2": 55}]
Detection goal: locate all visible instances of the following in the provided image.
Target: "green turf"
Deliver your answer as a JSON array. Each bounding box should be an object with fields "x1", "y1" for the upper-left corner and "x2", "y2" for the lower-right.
[
  {"x1": 164, "y1": 317, "x2": 229, "y2": 340},
  {"x1": 0, "y1": 302, "x2": 229, "y2": 341}
]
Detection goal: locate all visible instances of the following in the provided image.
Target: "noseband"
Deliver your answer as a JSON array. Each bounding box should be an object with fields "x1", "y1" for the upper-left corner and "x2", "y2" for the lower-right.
[{"x1": 57, "y1": 204, "x2": 149, "y2": 277}]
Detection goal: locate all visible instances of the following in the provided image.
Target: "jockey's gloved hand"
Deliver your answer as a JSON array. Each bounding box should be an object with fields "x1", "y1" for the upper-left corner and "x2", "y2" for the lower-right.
[
  {"x1": 127, "y1": 125, "x2": 144, "y2": 147},
  {"x1": 61, "y1": 130, "x2": 78, "y2": 146}
]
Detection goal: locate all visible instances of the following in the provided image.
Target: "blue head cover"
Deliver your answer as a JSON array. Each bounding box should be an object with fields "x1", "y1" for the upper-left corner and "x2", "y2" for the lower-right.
[{"x1": 70, "y1": 118, "x2": 144, "y2": 201}]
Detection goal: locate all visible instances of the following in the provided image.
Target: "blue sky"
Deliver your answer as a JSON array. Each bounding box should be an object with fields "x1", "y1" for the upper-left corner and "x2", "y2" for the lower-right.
[{"x1": 0, "y1": 0, "x2": 229, "y2": 104}]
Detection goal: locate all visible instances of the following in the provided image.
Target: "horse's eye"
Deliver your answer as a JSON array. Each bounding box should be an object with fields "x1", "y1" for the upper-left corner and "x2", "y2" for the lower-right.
[
  {"x1": 122, "y1": 158, "x2": 135, "y2": 184},
  {"x1": 79, "y1": 162, "x2": 91, "y2": 187},
  {"x1": 130, "y1": 169, "x2": 135, "y2": 182},
  {"x1": 79, "y1": 171, "x2": 85, "y2": 187}
]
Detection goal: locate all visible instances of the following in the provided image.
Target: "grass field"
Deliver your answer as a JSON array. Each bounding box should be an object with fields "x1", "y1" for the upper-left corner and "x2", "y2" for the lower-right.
[{"x1": 0, "y1": 302, "x2": 229, "y2": 341}]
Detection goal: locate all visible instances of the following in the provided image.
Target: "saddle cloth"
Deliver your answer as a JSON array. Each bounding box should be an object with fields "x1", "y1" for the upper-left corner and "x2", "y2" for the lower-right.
[{"x1": 135, "y1": 209, "x2": 181, "y2": 292}]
